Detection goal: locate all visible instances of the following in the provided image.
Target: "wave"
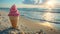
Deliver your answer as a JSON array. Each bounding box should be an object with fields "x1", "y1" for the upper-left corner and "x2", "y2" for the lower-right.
[
  {"x1": 22, "y1": 15, "x2": 60, "y2": 24},
  {"x1": 0, "y1": 8, "x2": 60, "y2": 13}
]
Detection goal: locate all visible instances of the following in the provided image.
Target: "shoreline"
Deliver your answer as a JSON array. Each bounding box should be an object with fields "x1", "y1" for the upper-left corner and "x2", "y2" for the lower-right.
[{"x1": 0, "y1": 10, "x2": 60, "y2": 34}]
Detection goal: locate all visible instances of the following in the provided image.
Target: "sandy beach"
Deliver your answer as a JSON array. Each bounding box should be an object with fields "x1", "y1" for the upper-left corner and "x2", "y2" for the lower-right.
[{"x1": 0, "y1": 11, "x2": 60, "y2": 34}]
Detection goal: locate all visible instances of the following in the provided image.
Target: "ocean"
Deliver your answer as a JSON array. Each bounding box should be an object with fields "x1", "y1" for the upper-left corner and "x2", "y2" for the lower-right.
[{"x1": 0, "y1": 8, "x2": 60, "y2": 30}]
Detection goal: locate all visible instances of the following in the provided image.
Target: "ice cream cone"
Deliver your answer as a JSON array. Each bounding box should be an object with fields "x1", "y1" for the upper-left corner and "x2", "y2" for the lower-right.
[
  {"x1": 9, "y1": 16, "x2": 19, "y2": 28},
  {"x1": 8, "y1": 4, "x2": 20, "y2": 29}
]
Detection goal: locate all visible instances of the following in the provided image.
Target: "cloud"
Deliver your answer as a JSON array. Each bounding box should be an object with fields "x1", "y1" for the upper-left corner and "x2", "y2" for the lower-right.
[
  {"x1": 23, "y1": 0, "x2": 48, "y2": 5},
  {"x1": 23, "y1": 0, "x2": 35, "y2": 4}
]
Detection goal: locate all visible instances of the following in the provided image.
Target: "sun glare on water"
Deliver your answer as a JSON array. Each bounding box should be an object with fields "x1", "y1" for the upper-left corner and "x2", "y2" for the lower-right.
[{"x1": 43, "y1": 12, "x2": 54, "y2": 21}]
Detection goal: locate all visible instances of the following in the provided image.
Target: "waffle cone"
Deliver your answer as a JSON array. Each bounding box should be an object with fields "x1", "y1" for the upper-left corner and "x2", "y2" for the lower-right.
[{"x1": 9, "y1": 16, "x2": 19, "y2": 28}]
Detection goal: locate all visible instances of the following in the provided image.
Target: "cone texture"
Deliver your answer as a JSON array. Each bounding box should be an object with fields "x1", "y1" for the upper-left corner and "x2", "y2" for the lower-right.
[{"x1": 9, "y1": 16, "x2": 19, "y2": 28}]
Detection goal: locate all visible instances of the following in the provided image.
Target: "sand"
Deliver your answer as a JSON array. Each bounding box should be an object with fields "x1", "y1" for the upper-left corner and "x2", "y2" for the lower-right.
[{"x1": 0, "y1": 11, "x2": 60, "y2": 34}]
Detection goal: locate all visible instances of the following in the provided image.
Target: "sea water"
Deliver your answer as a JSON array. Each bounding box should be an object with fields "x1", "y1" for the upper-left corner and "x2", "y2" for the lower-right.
[{"x1": 0, "y1": 8, "x2": 60, "y2": 30}]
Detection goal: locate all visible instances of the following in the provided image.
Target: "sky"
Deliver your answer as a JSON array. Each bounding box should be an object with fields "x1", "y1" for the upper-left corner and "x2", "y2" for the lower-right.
[
  {"x1": 0, "y1": 0, "x2": 23, "y2": 4},
  {"x1": 0, "y1": 0, "x2": 60, "y2": 8}
]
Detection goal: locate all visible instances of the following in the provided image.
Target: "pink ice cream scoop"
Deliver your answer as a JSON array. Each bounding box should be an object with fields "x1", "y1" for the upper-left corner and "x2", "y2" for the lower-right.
[{"x1": 8, "y1": 4, "x2": 20, "y2": 16}]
